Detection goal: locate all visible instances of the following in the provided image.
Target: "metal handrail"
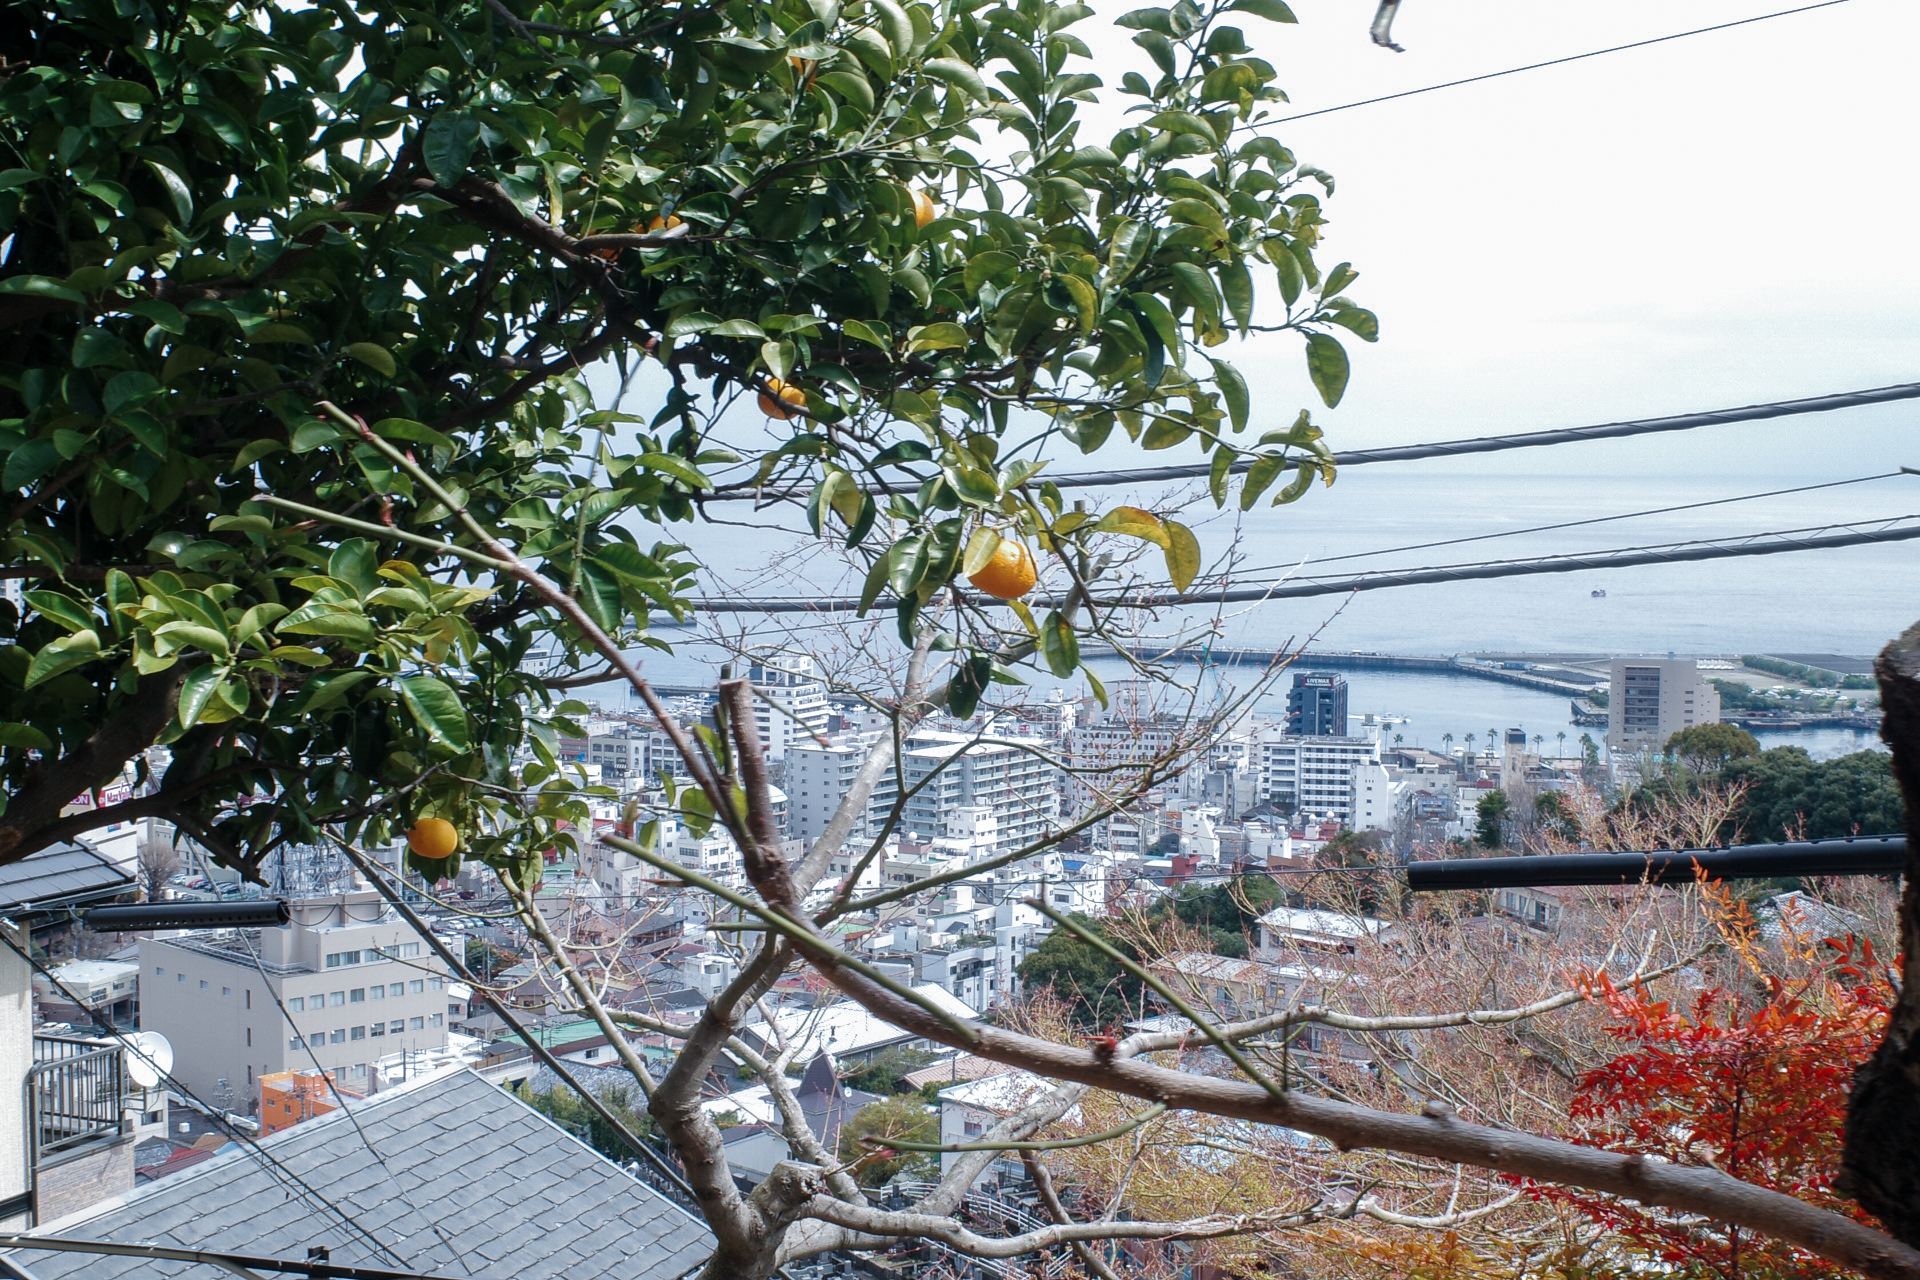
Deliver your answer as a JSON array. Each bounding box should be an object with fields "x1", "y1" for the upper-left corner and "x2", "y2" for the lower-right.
[{"x1": 27, "y1": 1038, "x2": 126, "y2": 1160}]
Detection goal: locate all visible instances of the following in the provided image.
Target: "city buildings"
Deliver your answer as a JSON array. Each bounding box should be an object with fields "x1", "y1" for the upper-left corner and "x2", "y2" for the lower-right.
[
  {"x1": 1605, "y1": 657, "x2": 1722, "y2": 752},
  {"x1": 748, "y1": 652, "x2": 831, "y2": 761},
  {"x1": 786, "y1": 731, "x2": 900, "y2": 845},
  {"x1": 899, "y1": 732, "x2": 1060, "y2": 852},
  {"x1": 1261, "y1": 731, "x2": 1384, "y2": 827},
  {"x1": 1286, "y1": 672, "x2": 1349, "y2": 736},
  {"x1": 139, "y1": 887, "x2": 450, "y2": 1105}
]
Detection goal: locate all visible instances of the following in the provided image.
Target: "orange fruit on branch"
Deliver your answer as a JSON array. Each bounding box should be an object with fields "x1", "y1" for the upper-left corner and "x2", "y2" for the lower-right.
[
  {"x1": 758, "y1": 378, "x2": 806, "y2": 419},
  {"x1": 648, "y1": 214, "x2": 682, "y2": 232},
  {"x1": 911, "y1": 189, "x2": 937, "y2": 229},
  {"x1": 966, "y1": 538, "x2": 1037, "y2": 600},
  {"x1": 406, "y1": 817, "x2": 459, "y2": 860}
]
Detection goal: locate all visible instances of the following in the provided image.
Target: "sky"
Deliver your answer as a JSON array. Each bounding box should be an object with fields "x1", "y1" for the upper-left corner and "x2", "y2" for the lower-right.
[{"x1": 1069, "y1": 0, "x2": 1920, "y2": 476}]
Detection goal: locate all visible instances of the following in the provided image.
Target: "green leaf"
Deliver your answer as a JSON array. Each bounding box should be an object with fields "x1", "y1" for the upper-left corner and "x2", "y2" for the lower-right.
[
  {"x1": 73, "y1": 328, "x2": 127, "y2": 368},
  {"x1": 1304, "y1": 332, "x2": 1350, "y2": 408},
  {"x1": 1240, "y1": 454, "x2": 1285, "y2": 510},
  {"x1": 1166, "y1": 198, "x2": 1226, "y2": 242},
  {"x1": 176, "y1": 662, "x2": 225, "y2": 727},
  {"x1": 1269, "y1": 240, "x2": 1303, "y2": 306},
  {"x1": 947, "y1": 653, "x2": 992, "y2": 719},
  {"x1": 1107, "y1": 220, "x2": 1152, "y2": 285},
  {"x1": 1092, "y1": 505, "x2": 1170, "y2": 548},
  {"x1": 906, "y1": 322, "x2": 969, "y2": 352},
  {"x1": 1322, "y1": 262, "x2": 1358, "y2": 297},
  {"x1": 857, "y1": 547, "x2": 894, "y2": 616},
  {"x1": 639, "y1": 452, "x2": 713, "y2": 490},
  {"x1": 922, "y1": 57, "x2": 990, "y2": 101},
  {"x1": 421, "y1": 110, "x2": 481, "y2": 187},
  {"x1": 346, "y1": 343, "x2": 397, "y2": 377},
  {"x1": 0, "y1": 723, "x2": 53, "y2": 751},
  {"x1": 1209, "y1": 357, "x2": 1249, "y2": 433},
  {"x1": 398, "y1": 675, "x2": 473, "y2": 752},
  {"x1": 1227, "y1": 0, "x2": 1296, "y2": 20},
  {"x1": 1040, "y1": 610, "x2": 1079, "y2": 678},
  {"x1": 962, "y1": 527, "x2": 1003, "y2": 577},
  {"x1": 843, "y1": 319, "x2": 892, "y2": 349},
  {"x1": 1163, "y1": 519, "x2": 1201, "y2": 592},
  {"x1": 1220, "y1": 259, "x2": 1254, "y2": 332},
  {"x1": 1081, "y1": 663, "x2": 1109, "y2": 710},
  {"x1": 24, "y1": 630, "x2": 100, "y2": 687}
]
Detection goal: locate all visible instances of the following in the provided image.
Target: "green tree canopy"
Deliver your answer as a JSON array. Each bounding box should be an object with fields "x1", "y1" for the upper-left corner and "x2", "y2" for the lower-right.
[
  {"x1": 1015, "y1": 913, "x2": 1143, "y2": 1030},
  {"x1": 1, "y1": 0, "x2": 1372, "y2": 880},
  {"x1": 1664, "y1": 722, "x2": 1760, "y2": 774},
  {"x1": 836, "y1": 1093, "x2": 936, "y2": 1186},
  {"x1": 1724, "y1": 747, "x2": 1902, "y2": 843},
  {"x1": 1474, "y1": 788, "x2": 1508, "y2": 850}
]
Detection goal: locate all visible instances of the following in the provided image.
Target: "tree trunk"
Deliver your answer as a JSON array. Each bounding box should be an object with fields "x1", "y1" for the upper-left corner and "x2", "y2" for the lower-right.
[{"x1": 1840, "y1": 621, "x2": 1920, "y2": 1243}]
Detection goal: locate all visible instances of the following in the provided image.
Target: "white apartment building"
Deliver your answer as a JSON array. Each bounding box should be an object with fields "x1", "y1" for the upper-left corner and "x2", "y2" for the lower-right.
[
  {"x1": 1606, "y1": 658, "x2": 1721, "y2": 752},
  {"x1": 902, "y1": 732, "x2": 1059, "y2": 852},
  {"x1": 1262, "y1": 732, "x2": 1382, "y2": 825},
  {"x1": 749, "y1": 654, "x2": 832, "y2": 761},
  {"x1": 139, "y1": 889, "x2": 450, "y2": 1105},
  {"x1": 787, "y1": 732, "x2": 900, "y2": 844}
]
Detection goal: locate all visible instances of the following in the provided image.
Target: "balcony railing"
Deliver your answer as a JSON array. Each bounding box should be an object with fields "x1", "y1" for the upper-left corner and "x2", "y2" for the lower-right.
[{"x1": 29, "y1": 1035, "x2": 127, "y2": 1160}]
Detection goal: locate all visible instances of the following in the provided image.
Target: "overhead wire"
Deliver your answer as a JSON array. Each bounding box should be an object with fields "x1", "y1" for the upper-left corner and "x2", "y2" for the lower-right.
[
  {"x1": 685, "y1": 513, "x2": 1920, "y2": 612},
  {"x1": 1249, "y1": 0, "x2": 1858, "y2": 126},
  {"x1": 1223, "y1": 469, "x2": 1907, "y2": 579},
  {"x1": 699, "y1": 381, "x2": 1920, "y2": 500}
]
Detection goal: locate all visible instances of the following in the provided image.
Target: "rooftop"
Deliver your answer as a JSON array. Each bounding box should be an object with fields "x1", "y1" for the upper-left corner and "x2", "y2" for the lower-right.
[
  {"x1": 2, "y1": 1067, "x2": 712, "y2": 1280},
  {"x1": 0, "y1": 840, "x2": 134, "y2": 914}
]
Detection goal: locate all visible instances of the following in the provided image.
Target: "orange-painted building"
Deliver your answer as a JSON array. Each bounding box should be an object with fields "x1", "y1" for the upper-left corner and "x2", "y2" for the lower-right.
[{"x1": 258, "y1": 1068, "x2": 361, "y2": 1135}]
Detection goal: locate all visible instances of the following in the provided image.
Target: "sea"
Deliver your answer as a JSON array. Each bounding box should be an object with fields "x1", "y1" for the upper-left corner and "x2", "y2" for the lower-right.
[{"x1": 573, "y1": 465, "x2": 1918, "y2": 763}]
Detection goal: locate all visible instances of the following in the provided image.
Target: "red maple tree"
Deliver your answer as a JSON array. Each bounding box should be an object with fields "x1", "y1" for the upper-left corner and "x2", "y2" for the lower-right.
[{"x1": 1543, "y1": 897, "x2": 1893, "y2": 1279}]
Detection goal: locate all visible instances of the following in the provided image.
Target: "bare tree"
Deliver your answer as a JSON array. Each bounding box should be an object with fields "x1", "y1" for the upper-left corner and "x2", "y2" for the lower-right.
[{"x1": 136, "y1": 838, "x2": 180, "y2": 903}]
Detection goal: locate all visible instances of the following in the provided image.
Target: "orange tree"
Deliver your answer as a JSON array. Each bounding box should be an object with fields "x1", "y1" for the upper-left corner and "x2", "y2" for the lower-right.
[{"x1": 0, "y1": 0, "x2": 1371, "y2": 881}]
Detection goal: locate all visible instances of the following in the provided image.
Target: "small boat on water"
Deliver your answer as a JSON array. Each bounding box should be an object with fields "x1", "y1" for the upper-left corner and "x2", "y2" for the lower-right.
[{"x1": 1590, "y1": 589, "x2": 1607, "y2": 598}]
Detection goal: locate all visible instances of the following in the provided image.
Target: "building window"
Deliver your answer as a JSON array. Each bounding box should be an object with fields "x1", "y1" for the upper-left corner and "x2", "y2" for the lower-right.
[
  {"x1": 429, "y1": 1014, "x2": 443, "y2": 1028},
  {"x1": 408, "y1": 980, "x2": 423, "y2": 994},
  {"x1": 324, "y1": 951, "x2": 362, "y2": 969},
  {"x1": 199, "y1": 980, "x2": 209, "y2": 990},
  {"x1": 388, "y1": 984, "x2": 404, "y2": 997},
  {"x1": 349, "y1": 988, "x2": 365, "y2": 1003},
  {"x1": 409, "y1": 1017, "x2": 424, "y2": 1031},
  {"x1": 963, "y1": 1120, "x2": 983, "y2": 1136},
  {"x1": 329, "y1": 992, "x2": 345, "y2": 1007},
  {"x1": 154, "y1": 967, "x2": 163, "y2": 977},
  {"x1": 370, "y1": 986, "x2": 384, "y2": 1001},
  {"x1": 177, "y1": 974, "x2": 184, "y2": 983},
  {"x1": 429, "y1": 977, "x2": 443, "y2": 990},
  {"x1": 370, "y1": 1022, "x2": 384, "y2": 1037},
  {"x1": 350, "y1": 1026, "x2": 366, "y2": 1041},
  {"x1": 389, "y1": 1021, "x2": 404, "y2": 1034},
  {"x1": 289, "y1": 996, "x2": 305, "y2": 1012},
  {"x1": 351, "y1": 1064, "x2": 367, "y2": 1079},
  {"x1": 246, "y1": 1028, "x2": 252, "y2": 1047},
  {"x1": 221, "y1": 986, "x2": 231, "y2": 998},
  {"x1": 329, "y1": 1029, "x2": 345, "y2": 1044},
  {"x1": 309, "y1": 1033, "x2": 326, "y2": 1047},
  {"x1": 289, "y1": 1037, "x2": 303, "y2": 1051}
]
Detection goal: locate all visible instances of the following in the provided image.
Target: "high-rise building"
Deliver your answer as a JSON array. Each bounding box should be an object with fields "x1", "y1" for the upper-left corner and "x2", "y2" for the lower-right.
[
  {"x1": 748, "y1": 654, "x2": 831, "y2": 761},
  {"x1": 1262, "y1": 731, "x2": 1380, "y2": 825},
  {"x1": 786, "y1": 732, "x2": 900, "y2": 844},
  {"x1": 1285, "y1": 672, "x2": 1349, "y2": 737},
  {"x1": 900, "y1": 732, "x2": 1060, "y2": 852},
  {"x1": 1605, "y1": 658, "x2": 1721, "y2": 752}
]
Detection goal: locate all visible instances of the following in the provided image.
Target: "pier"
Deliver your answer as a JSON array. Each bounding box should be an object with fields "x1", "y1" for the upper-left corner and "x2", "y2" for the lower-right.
[{"x1": 1085, "y1": 645, "x2": 1596, "y2": 696}]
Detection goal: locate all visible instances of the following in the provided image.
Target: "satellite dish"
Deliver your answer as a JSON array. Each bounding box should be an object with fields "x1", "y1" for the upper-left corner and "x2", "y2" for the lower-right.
[{"x1": 125, "y1": 1031, "x2": 173, "y2": 1089}]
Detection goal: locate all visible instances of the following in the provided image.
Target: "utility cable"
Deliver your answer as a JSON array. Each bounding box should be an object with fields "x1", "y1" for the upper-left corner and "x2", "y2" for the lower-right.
[
  {"x1": 701, "y1": 381, "x2": 1920, "y2": 500},
  {"x1": 0, "y1": 1234, "x2": 476, "y2": 1280},
  {"x1": 0, "y1": 925, "x2": 408, "y2": 1268},
  {"x1": 686, "y1": 513, "x2": 1920, "y2": 612},
  {"x1": 1256, "y1": 0, "x2": 1858, "y2": 126},
  {"x1": 1225, "y1": 469, "x2": 1906, "y2": 579}
]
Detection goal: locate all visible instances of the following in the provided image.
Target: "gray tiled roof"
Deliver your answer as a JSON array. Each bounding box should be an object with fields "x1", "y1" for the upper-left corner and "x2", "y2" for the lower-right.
[
  {"x1": 0, "y1": 840, "x2": 134, "y2": 913},
  {"x1": 2, "y1": 1069, "x2": 712, "y2": 1280}
]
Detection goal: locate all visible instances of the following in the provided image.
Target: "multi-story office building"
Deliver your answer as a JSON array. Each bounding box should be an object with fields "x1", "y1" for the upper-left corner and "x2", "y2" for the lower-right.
[
  {"x1": 1606, "y1": 658, "x2": 1720, "y2": 752},
  {"x1": 749, "y1": 654, "x2": 831, "y2": 761},
  {"x1": 901, "y1": 732, "x2": 1059, "y2": 852},
  {"x1": 1262, "y1": 732, "x2": 1381, "y2": 826},
  {"x1": 139, "y1": 888, "x2": 450, "y2": 1107},
  {"x1": 1285, "y1": 672, "x2": 1349, "y2": 737},
  {"x1": 786, "y1": 732, "x2": 901, "y2": 845}
]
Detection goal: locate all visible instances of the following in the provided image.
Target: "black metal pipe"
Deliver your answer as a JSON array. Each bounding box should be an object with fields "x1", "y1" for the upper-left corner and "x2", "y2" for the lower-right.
[
  {"x1": 1404, "y1": 836, "x2": 1907, "y2": 891},
  {"x1": 82, "y1": 899, "x2": 291, "y2": 931}
]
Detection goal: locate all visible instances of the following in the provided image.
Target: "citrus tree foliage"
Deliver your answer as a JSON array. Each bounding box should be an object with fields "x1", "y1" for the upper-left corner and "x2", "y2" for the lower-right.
[{"x1": 0, "y1": 0, "x2": 1372, "y2": 877}]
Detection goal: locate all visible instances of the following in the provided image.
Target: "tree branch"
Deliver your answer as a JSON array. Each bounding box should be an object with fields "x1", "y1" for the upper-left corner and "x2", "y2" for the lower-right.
[{"x1": 797, "y1": 1193, "x2": 1314, "y2": 1257}]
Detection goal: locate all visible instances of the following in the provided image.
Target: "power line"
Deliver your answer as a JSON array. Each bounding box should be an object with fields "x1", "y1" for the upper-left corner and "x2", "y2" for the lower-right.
[
  {"x1": 0, "y1": 1235, "x2": 474, "y2": 1280},
  {"x1": 688, "y1": 513, "x2": 1920, "y2": 612},
  {"x1": 1256, "y1": 0, "x2": 1857, "y2": 126},
  {"x1": 1227, "y1": 470, "x2": 1907, "y2": 579},
  {"x1": 702, "y1": 381, "x2": 1920, "y2": 500}
]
